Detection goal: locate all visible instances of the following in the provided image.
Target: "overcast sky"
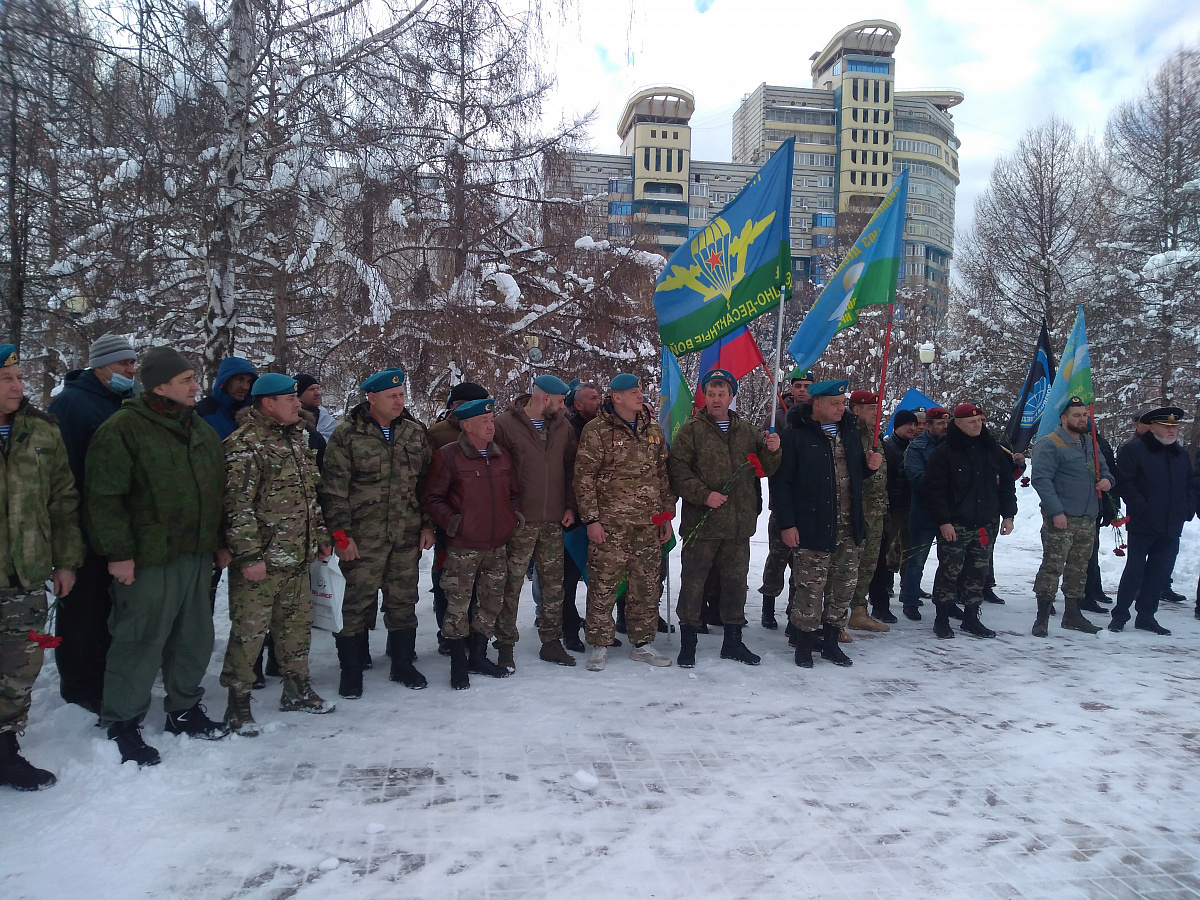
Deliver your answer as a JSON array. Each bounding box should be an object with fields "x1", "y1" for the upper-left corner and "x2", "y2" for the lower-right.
[{"x1": 541, "y1": 0, "x2": 1200, "y2": 236}]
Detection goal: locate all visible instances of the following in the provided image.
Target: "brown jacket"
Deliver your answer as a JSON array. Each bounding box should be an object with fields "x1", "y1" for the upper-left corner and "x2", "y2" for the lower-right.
[
  {"x1": 493, "y1": 395, "x2": 578, "y2": 524},
  {"x1": 422, "y1": 433, "x2": 522, "y2": 550},
  {"x1": 427, "y1": 413, "x2": 460, "y2": 450}
]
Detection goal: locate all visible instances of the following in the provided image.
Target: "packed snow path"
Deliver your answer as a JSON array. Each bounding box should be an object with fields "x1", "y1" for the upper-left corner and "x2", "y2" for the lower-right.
[{"x1": 4, "y1": 495, "x2": 1200, "y2": 900}]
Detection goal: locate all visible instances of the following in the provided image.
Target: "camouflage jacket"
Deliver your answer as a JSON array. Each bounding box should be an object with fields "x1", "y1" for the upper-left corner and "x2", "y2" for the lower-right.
[
  {"x1": 668, "y1": 408, "x2": 780, "y2": 541},
  {"x1": 0, "y1": 399, "x2": 84, "y2": 589},
  {"x1": 223, "y1": 407, "x2": 329, "y2": 570},
  {"x1": 319, "y1": 401, "x2": 433, "y2": 544},
  {"x1": 857, "y1": 420, "x2": 888, "y2": 518},
  {"x1": 574, "y1": 401, "x2": 676, "y2": 527}
]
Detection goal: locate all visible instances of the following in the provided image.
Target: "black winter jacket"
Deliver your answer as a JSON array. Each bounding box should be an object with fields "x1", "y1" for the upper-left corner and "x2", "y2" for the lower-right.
[
  {"x1": 924, "y1": 423, "x2": 1018, "y2": 529},
  {"x1": 48, "y1": 368, "x2": 134, "y2": 490},
  {"x1": 1116, "y1": 430, "x2": 1196, "y2": 536},
  {"x1": 883, "y1": 433, "x2": 912, "y2": 510},
  {"x1": 769, "y1": 404, "x2": 872, "y2": 552}
]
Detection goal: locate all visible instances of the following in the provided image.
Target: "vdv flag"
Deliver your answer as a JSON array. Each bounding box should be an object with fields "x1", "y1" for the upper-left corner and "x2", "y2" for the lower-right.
[
  {"x1": 693, "y1": 326, "x2": 766, "y2": 409},
  {"x1": 787, "y1": 169, "x2": 909, "y2": 372},
  {"x1": 658, "y1": 347, "x2": 694, "y2": 447},
  {"x1": 654, "y1": 138, "x2": 794, "y2": 356},
  {"x1": 1006, "y1": 318, "x2": 1057, "y2": 453},
  {"x1": 1035, "y1": 306, "x2": 1094, "y2": 442}
]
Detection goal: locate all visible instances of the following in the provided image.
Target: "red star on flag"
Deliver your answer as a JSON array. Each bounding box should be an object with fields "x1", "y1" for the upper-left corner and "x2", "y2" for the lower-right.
[{"x1": 706, "y1": 250, "x2": 722, "y2": 268}]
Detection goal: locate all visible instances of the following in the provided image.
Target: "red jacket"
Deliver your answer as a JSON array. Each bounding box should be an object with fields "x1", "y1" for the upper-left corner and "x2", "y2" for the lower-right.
[{"x1": 422, "y1": 433, "x2": 522, "y2": 550}]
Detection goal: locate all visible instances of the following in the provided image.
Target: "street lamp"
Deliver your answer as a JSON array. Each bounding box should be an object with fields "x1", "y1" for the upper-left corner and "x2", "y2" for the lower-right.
[{"x1": 918, "y1": 342, "x2": 936, "y2": 395}]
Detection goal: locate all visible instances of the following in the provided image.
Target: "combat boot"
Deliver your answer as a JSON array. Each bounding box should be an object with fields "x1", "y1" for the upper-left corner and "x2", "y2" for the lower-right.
[
  {"x1": 1062, "y1": 598, "x2": 1101, "y2": 634},
  {"x1": 468, "y1": 632, "x2": 510, "y2": 678},
  {"x1": 959, "y1": 603, "x2": 996, "y2": 638},
  {"x1": 449, "y1": 639, "x2": 470, "y2": 690},
  {"x1": 933, "y1": 603, "x2": 955, "y2": 639},
  {"x1": 280, "y1": 677, "x2": 336, "y2": 714},
  {"x1": 494, "y1": 642, "x2": 516, "y2": 674},
  {"x1": 677, "y1": 624, "x2": 698, "y2": 668},
  {"x1": 794, "y1": 629, "x2": 816, "y2": 668},
  {"x1": 869, "y1": 581, "x2": 897, "y2": 624},
  {"x1": 1031, "y1": 597, "x2": 1053, "y2": 638},
  {"x1": 0, "y1": 731, "x2": 56, "y2": 790},
  {"x1": 1077, "y1": 597, "x2": 1107, "y2": 614},
  {"x1": 837, "y1": 624, "x2": 853, "y2": 643},
  {"x1": 563, "y1": 627, "x2": 586, "y2": 653},
  {"x1": 107, "y1": 719, "x2": 160, "y2": 767},
  {"x1": 164, "y1": 702, "x2": 230, "y2": 740},
  {"x1": 947, "y1": 602, "x2": 965, "y2": 620},
  {"x1": 786, "y1": 622, "x2": 800, "y2": 648},
  {"x1": 359, "y1": 630, "x2": 373, "y2": 670},
  {"x1": 388, "y1": 628, "x2": 428, "y2": 689},
  {"x1": 539, "y1": 640, "x2": 576, "y2": 667},
  {"x1": 224, "y1": 687, "x2": 260, "y2": 736},
  {"x1": 334, "y1": 633, "x2": 363, "y2": 699},
  {"x1": 720, "y1": 624, "x2": 761, "y2": 666},
  {"x1": 849, "y1": 607, "x2": 890, "y2": 633},
  {"x1": 820, "y1": 622, "x2": 853, "y2": 667},
  {"x1": 760, "y1": 594, "x2": 779, "y2": 630}
]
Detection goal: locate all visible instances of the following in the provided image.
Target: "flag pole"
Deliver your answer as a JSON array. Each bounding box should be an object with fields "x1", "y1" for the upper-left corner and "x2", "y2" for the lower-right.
[
  {"x1": 769, "y1": 265, "x2": 788, "y2": 433},
  {"x1": 1089, "y1": 402, "x2": 1103, "y2": 499},
  {"x1": 872, "y1": 304, "x2": 895, "y2": 448}
]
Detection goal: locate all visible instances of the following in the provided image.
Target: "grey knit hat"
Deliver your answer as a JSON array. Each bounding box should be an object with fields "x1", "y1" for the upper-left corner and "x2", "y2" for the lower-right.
[
  {"x1": 139, "y1": 347, "x2": 193, "y2": 392},
  {"x1": 88, "y1": 334, "x2": 136, "y2": 369}
]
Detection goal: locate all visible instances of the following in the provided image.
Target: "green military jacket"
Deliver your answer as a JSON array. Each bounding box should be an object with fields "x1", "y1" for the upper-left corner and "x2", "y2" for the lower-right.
[
  {"x1": 224, "y1": 407, "x2": 330, "y2": 570},
  {"x1": 0, "y1": 400, "x2": 84, "y2": 589},
  {"x1": 573, "y1": 401, "x2": 676, "y2": 527},
  {"x1": 85, "y1": 395, "x2": 226, "y2": 566},
  {"x1": 857, "y1": 419, "x2": 887, "y2": 520},
  {"x1": 668, "y1": 408, "x2": 781, "y2": 541},
  {"x1": 319, "y1": 401, "x2": 433, "y2": 545}
]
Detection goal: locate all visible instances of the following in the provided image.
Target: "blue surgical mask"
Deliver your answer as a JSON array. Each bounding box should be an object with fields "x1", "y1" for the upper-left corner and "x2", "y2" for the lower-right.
[{"x1": 108, "y1": 372, "x2": 136, "y2": 393}]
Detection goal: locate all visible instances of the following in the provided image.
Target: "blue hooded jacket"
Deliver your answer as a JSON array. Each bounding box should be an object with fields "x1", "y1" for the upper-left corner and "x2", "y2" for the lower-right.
[{"x1": 195, "y1": 357, "x2": 258, "y2": 439}]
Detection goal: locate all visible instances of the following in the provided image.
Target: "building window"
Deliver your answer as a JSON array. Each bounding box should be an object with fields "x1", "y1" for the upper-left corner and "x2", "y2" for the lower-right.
[
  {"x1": 852, "y1": 108, "x2": 858, "y2": 123},
  {"x1": 608, "y1": 201, "x2": 632, "y2": 215},
  {"x1": 666, "y1": 149, "x2": 672, "y2": 172},
  {"x1": 817, "y1": 174, "x2": 834, "y2": 188},
  {"x1": 655, "y1": 148, "x2": 661, "y2": 171},
  {"x1": 883, "y1": 132, "x2": 890, "y2": 145},
  {"x1": 882, "y1": 174, "x2": 889, "y2": 186},
  {"x1": 872, "y1": 172, "x2": 878, "y2": 186},
  {"x1": 848, "y1": 61, "x2": 890, "y2": 74},
  {"x1": 673, "y1": 131, "x2": 679, "y2": 140},
  {"x1": 650, "y1": 130, "x2": 657, "y2": 138},
  {"x1": 884, "y1": 110, "x2": 890, "y2": 124},
  {"x1": 851, "y1": 129, "x2": 858, "y2": 144},
  {"x1": 607, "y1": 223, "x2": 631, "y2": 237},
  {"x1": 873, "y1": 131, "x2": 879, "y2": 145},
  {"x1": 812, "y1": 234, "x2": 834, "y2": 248},
  {"x1": 852, "y1": 79, "x2": 859, "y2": 101},
  {"x1": 689, "y1": 206, "x2": 708, "y2": 221},
  {"x1": 873, "y1": 80, "x2": 880, "y2": 103},
  {"x1": 882, "y1": 153, "x2": 888, "y2": 165},
  {"x1": 885, "y1": 81, "x2": 891, "y2": 103},
  {"x1": 644, "y1": 148, "x2": 650, "y2": 170},
  {"x1": 678, "y1": 149, "x2": 684, "y2": 171},
  {"x1": 813, "y1": 213, "x2": 836, "y2": 227},
  {"x1": 850, "y1": 172, "x2": 856, "y2": 185}
]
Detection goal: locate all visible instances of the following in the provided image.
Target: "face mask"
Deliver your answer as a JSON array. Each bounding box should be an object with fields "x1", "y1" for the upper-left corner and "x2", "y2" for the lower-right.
[{"x1": 108, "y1": 372, "x2": 136, "y2": 393}]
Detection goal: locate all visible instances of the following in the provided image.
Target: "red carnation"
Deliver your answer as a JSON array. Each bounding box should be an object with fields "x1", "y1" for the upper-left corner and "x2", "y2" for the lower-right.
[
  {"x1": 978, "y1": 527, "x2": 990, "y2": 547},
  {"x1": 747, "y1": 453, "x2": 765, "y2": 478},
  {"x1": 651, "y1": 510, "x2": 675, "y2": 527},
  {"x1": 331, "y1": 529, "x2": 351, "y2": 551},
  {"x1": 28, "y1": 630, "x2": 62, "y2": 650}
]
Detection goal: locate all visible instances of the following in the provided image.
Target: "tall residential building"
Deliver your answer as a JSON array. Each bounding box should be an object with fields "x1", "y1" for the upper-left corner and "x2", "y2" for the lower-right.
[{"x1": 556, "y1": 20, "x2": 961, "y2": 315}]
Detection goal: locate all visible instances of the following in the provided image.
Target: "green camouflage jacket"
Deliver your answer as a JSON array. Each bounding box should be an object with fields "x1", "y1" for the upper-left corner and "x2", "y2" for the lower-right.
[
  {"x1": 224, "y1": 407, "x2": 329, "y2": 570},
  {"x1": 319, "y1": 401, "x2": 433, "y2": 544},
  {"x1": 857, "y1": 419, "x2": 888, "y2": 518},
  {"x1": 84, "y1": 394, "x2": 226, "y2": 566},
  {"x1": 573, "y1": 401, "x2": 676, "y2": 527},
  {"x1": 668, "y1": 409, "x2": 781, "y2": 541},
  {"x1": 0, "y1": 399, "x2": 84, "y2": 589}
]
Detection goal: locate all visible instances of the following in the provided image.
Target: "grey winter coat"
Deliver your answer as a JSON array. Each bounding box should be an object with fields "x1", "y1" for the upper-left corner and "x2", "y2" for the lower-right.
[{"x1": 1031, "y1": 426, "x2": 1114, "y2": 519}]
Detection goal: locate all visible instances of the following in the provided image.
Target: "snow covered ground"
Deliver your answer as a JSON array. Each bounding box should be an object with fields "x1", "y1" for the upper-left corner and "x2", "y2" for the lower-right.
[{"x1": 4, "y1": 483, "x2": 1200, "y2": 900}]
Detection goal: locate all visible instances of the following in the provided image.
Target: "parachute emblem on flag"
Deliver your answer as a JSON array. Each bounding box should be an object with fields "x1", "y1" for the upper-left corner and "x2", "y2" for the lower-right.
[
  {"x1": 659, "y1": 213, "x2": 775, "y2": 306},
  {"x1": 831, "y1": 263, "x2": 866, "y2": 324}
]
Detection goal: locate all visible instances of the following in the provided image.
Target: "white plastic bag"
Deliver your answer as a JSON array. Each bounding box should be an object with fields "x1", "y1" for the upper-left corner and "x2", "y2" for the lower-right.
[{"x1": 310, "y1": 553, "x2": 345, "y2": 632}]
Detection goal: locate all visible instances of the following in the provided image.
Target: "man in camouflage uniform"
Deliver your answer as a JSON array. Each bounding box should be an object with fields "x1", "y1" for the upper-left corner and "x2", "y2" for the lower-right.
[
  {"x1": 494, "y1": 374, "x2": 579, "y2": 670},
  {"x1": 757, "y1": 368, "x2": 812, "y2": 629},
  {"x1": 1029, "y1": 397, "x2": 1113, "y2": 637},
  {"x1": 574, "y1": 373, "x2": 676, "y2": 672},
  {"x1": 422, "y1": 398, "x2": 521, "y2": 689},
  {"x1": 848, "y1": 390, "x2": 890, "y2": 635},
  {"x1": 220, "y1": 374, "x2": 335, "y2": 735},
  {"x1": 0, "y1": 345, "x2": 83, "y2": 790},
  {"x1": 319, "y1": 368, "x2": 434, "y2": 699},
  {"x1": 769, "y1": 380, "x2": 881, "y2": 668},
  {"x1": 669, "y1": 369, "x2": 780, "y2": 669}
]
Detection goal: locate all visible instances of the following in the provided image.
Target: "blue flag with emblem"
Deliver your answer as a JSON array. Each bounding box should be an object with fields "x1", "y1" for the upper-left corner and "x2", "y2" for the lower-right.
[
  {"x1": 653, "y1": 138, "x2": 793, "y2": 357},
  {"x1": 1035, "y1": 306, "x2": 1094, "y2": 442},
  {"x1": 1005, "y1": 318, "x2": 1057, "y2": 454}
]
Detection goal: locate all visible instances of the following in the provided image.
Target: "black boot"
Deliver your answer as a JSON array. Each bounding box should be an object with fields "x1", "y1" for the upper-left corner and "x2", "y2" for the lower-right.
[
  {"x1": 720, "y1": 624, "x2": 761, "y2": 666},
  {"x1": 468, "y1": 632, "x2": 510, "y2": 678},
  {"x1": 0, "y1": 731, "x2": 56, "y2": 790},
  {"x1": 388, "y1": 629, "x2": 428, "y2": 689},
  {"x1": 615, "y1": 597, "x2": 627, "y2": 634},
  {"x1": 564, "y1": 627, "x2": 585, "y2": 653},
  {"x1": 786, "y1": 622, "x2": 799, "y2": 647},
  {"x1": 947, "y1": 602, "x2": 965, "y2": 620},
  {"x1": 335, "y1": 633, "x2": 364, "y2": 699},
  {"x1": 251, "y1": 644, "x2": 267, "y2": 690},
  {"x1": 164, "y1": 702, "x2": 230, "y2": 740},
  {"x1": 960, "y1": 603, "x2": 996, "y2": 638},
  {"x1": 820, "y1": 622, "x2": 853, "y2": 666},
  {"x1": 107, "y1": 719, "x2": 161, "y2": 767},
  {"x1": 933, "y1": 603, "x2": 955, "y2": 639},
  {"x1": 436, "y1": 630, "x2": 452, "y2": 656},
  {"x1": 677, "y1": 624, "x2": 698, "y2": 668},
  {"x1": 359, "y1": 630, "x2": 373, "y2": 670},
  {"x1": 449, "y1": 638, "x2": 470, "y2": 690},
  {"x1": 869, "y1": 582, "x2": 897, "y2": 624},
  {"x1": 264, "y1": 632, "x2": 281, "y2": 677},
  {"x1": 760, "y1": 595, "x2": 779, "y2": 630},
  {"x1": 983, "y1": 586, "x2": 1005, "y2": 604},
  {"x1": 563, "y1": 599, "x2": 585, "y2": 652},
  {"x1": 794, "y1": 629, "x2": 815, "y2": 668},
  {"x1": 1077, "y1": 597, "x2": 1106, "y2": 614}
]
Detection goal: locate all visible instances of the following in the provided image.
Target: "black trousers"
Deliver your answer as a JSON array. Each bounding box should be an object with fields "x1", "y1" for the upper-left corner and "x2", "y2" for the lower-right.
[
  {"x1": 53, "y1": 551, "x2": 113, "y2": 708},
  {"x1": 1112, "y1": 530, "x2": 1180, "y2": 624},
  {"x1": 563, "y1": 546, "x2": 583, "y2": 634},
  {"x1": 1085, "y1": 516, "x2": 1106, "y2": 600}
]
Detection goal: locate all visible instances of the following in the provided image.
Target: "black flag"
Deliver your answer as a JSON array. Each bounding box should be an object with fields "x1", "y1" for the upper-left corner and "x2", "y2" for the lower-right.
[{"x1": 1006, "y1": 318, "x2": 1057, "y2": 454}]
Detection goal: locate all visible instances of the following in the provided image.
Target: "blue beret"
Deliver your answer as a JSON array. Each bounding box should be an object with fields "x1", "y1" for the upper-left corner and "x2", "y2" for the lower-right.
[
  {"x1": 700, "y1": 368, "x2": 738, "y2": 396},
  {"x1": 0, "y1": 344, "x2": 16, "y2": 367},
  {"x1": 361, "y1": 368, "x2": 405, "y2": 393},
  {"x1": 808, "y1": 379, "x2": 849, "y2": 398},
  {"x1": 533, "y1": 374, "x2": 571, "y2": 395},
  {"x1": 609, "y1": 373, "x2": 640, "y2": 391},
  {"x1": 252, "y1": 373, "x2": 297, "y2": 398},
  {"x1": 787, "y1": 367, "x2": 813, "y2": 382},
  {"x1": 455, "y1": 397, "x2": 495, "y2": 419}
]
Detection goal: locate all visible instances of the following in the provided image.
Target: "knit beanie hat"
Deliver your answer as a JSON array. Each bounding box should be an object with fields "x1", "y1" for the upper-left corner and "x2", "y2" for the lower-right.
[
  {"x1": 139, "y1": 347, "x2": 193, "y2": 392},
  {"x1": 88, "y1": 334, "x2": 136, "y2": 369}
]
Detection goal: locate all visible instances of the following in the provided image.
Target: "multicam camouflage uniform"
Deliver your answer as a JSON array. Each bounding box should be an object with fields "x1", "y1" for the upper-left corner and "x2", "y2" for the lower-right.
[
  {"x1": 1033, "y1": 516, "x2": 1095, "y2": 601},
  {"x1": 318, "y1": 402, "x2": 432, "y2": 637},
  {"x1": 219, "y1": 408, "x2": 330, "y2": 693},
  {"x1": 851, "y1": 420, "x2": 888, "y2": 611},
  {"x1": 931, "y1": 524, "x2": 996, "y2": 605},
  {"x1": 573, "y1": 403, "x2": 676, "y2": 648}
]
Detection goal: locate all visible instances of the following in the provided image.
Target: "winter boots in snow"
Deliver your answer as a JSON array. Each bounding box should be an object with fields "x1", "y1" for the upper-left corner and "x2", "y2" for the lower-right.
[
  {"x1": 107, "y1": 719, "x2": 161, "y2": 767},
  {"x1": 449, "y1": 639, "x2": 470, "y2": 690},
  {"x1": 848, "y1": 607, "x2": 890, "y2": 633},
  {"x1": 959, "y1": 603, "x2": 996, "y2": 638},
  {"x1": 1032, "y1": 597, "x2": 1053, "y2": 638},
  {"x1": 0, "y1": 731, "x2": 56, "y2": 790},
  {"x1": 720, "y1": 624, "x2": 761, "y2": 666},
  {"x1": 164, "y1": 702, "x2": 230, "y2": 740},
  {"x1": 335, "y1": 633, "x2": 363, "y2": 699},
  {"x1": 468, "y1": 632, "x2": 509, "y2": 678},
  {"x1": 794, "y1": 629, "x2": 816, "y2": 668},
  {"x1": 387, "y1": 628, "x2": 427, "y2": 689},
  {"x1": 494, "y1": 643, "x2": 516, "y2": 674},
  {"x1": 820, "y1": 622, "x2": 853, "y2": 667},
  {"x1": 539, "y1": 640, "x2": 576, "y2": 667},
  {"x1": 280, "y1": 677, "x2": 336, "y2": 714},
  {"x1": 760, "y1": 594, "x2": 779, "y2": 630},
  {"x1": 933, "y1": 603, "x2": 955, "y2": 639},
  {"x1": 224, "y1": 687, "x2": 260, "y2": 736},
  {"x1": 1061, "y1": 598, "x2": 1101, "y2": 634},
  {"x1": 677, "y1": 624, "x2": 698, "y2": 668}
]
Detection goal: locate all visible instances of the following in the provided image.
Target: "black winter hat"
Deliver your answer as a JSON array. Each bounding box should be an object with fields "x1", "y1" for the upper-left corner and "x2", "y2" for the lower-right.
[
  {"x1": 294, "y1": 373, "x2": 320, "y2": 396},
  {"x1": 894, "y1": 409, "x2": 919, "y2": 429},
  {"x1": 139, "y1": 347, "x2": 193, "y2": 392},
  {"x1": 447, "y1": 382, "x2": 488, "y2": 407}
]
